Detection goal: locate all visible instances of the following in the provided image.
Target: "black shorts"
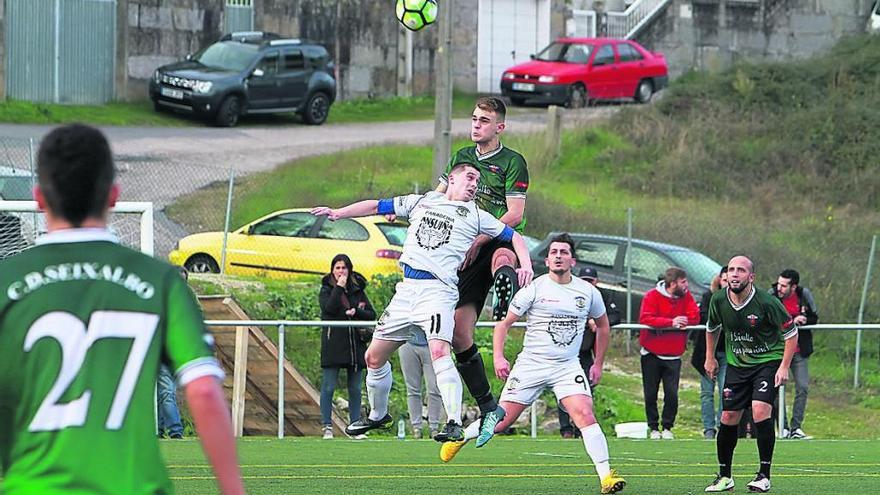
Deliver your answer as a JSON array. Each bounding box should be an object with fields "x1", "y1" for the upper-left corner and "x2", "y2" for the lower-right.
[
  {"x1": 455, "y1": 237, "x2": 515, "y2": 310},
  {"x1": 722, "y1": 361, "x2": 780, "y2": 411}
]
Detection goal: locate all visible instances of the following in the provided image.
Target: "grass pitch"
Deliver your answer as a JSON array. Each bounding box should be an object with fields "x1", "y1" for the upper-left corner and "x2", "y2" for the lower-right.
[{"x1": 164, "y1": 436, "x2": 880, "y2": 494}]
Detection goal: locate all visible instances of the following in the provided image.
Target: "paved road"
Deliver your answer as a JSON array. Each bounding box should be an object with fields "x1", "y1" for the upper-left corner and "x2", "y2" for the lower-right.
[{"x1": 0, "y1": 106, "x2": 617, "y2": 256}]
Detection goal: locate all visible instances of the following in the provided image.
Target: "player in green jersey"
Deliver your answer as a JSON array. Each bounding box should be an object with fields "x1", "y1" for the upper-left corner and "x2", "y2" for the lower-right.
[
  {"x1": 0, "y1": 124, "x2": 243, "y2": 495},
  {"x1": 703, "y1": 256, "x2": 797, "y2": 493},
  {"x1": 435, "y1": 97, "x2": 530, "y2": 445}
]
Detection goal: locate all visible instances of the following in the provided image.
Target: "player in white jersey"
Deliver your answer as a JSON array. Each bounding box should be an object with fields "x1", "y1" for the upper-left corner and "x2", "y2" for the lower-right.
[
  {"x1": 439, "y1": 233, "x2": 626, "y2": 494},
  {"x1": 310, "y1": 163, "x2": 533, "y2": 442}
]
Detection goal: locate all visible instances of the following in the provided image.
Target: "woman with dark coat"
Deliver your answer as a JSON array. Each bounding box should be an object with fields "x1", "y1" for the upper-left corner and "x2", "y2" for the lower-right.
[{"x1": 318, "y1": 254, "x2": 376, "y2": 439}]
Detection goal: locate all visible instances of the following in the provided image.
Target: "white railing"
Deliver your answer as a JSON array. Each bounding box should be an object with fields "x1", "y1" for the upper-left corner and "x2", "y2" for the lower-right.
[
  {"x1": 605, "y1": 0, "x2": 671, "y2": 39},
  {"x1": 208, "y1": 320, "x2": 880, "y2": 439}
]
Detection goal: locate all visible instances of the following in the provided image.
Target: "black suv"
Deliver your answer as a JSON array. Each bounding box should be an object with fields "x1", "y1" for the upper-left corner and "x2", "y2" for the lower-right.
[
  {"x1": 149, "y1": 32, "x2": 336, "y2": 127},
  {"x1": 531, "y1": 233, "x2": 722, "y2": 320}
]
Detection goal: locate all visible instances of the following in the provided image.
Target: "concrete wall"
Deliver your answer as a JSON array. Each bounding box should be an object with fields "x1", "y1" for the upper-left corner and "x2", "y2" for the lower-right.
[{"x1": 635, "y1": 0, "x2": 873, "y2": 77}]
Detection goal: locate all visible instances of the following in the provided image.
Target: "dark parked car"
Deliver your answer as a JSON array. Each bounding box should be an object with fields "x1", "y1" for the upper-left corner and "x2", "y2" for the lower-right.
[
  {"x1": 531, "y1": 233, "x2": 722, "y2": 321},
  {"x1": 149, "y1": 31, "x2": 336, "y2": 127},
  {"x1": 501, "y1": 37, "x2": 668, "y2": 108}
]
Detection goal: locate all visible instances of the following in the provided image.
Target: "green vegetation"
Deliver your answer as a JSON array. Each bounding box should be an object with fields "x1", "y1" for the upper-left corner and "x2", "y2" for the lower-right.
[
  {"x1": 0, "y1": 92, "x2": 482, "y2": 126},
  {"x1": 164, "y1": 437, "x2": 880, "y2": 494}
]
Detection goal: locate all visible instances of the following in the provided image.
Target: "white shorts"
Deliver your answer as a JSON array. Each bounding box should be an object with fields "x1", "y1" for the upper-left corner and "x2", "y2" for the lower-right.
[
  {"x1": 500, "y1": 356, "x2": 592, "y2": 405},
  {"x1": 373, "y1": 279, "x2": 457, "y2": 343}
]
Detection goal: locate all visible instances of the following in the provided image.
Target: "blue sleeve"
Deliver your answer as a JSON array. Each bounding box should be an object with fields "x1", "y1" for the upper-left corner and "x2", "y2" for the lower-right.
[
  {"x1": 377, "y1": 198, "x2": 394, "y2": 215},
  {"x1": 497, "y1": 225, "x2": 514, "y2": 242}
]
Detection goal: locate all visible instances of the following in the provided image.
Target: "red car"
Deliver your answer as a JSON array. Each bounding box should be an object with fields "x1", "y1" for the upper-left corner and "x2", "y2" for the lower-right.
[{"x1": 500, "y1": 38, "x2": 668, "y2": 108}]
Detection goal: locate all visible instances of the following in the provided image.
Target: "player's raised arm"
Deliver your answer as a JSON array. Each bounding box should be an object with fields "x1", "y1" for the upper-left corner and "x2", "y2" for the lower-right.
[
  {"x1": 185, "y1": 376, "x2": 245, "y2": 495},
  {"x1": 510, "y1": 231, "x2": 533, "y2": 288},
  {"x1": 311, "y1": 200, "x2": 379, "y2": 220},
  {"x1": 492, "y1": 310, "x2": 519, "y2": 380}
]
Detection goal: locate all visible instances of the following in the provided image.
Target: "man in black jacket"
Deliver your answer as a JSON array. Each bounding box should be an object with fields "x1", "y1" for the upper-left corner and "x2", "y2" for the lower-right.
[
  {"x1": 770, "y1": 269, "x2": 818, "y2": 439},
  {"x1": 558, "y1": 266, "x2": 621, "y2": 438}
]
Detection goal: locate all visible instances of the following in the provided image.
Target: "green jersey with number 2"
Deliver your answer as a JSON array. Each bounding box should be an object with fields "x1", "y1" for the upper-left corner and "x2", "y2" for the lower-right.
[{"x1": 0, "y1": 230, "x2": 224, "y2": 495}]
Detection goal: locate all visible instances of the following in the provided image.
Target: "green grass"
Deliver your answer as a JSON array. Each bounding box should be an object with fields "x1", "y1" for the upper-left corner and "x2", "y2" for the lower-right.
[
  {"x1": 163, "y1": 437, "x2": 880, "y2": 494},
  {"x1": 0, "y1": 93, "x2": 482, "y2": 127}
]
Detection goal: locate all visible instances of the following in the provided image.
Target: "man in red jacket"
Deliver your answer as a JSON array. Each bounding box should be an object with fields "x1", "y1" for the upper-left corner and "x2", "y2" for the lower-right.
[{"x1": 639, "y1": 267, "x2": 700, "y2": 440}]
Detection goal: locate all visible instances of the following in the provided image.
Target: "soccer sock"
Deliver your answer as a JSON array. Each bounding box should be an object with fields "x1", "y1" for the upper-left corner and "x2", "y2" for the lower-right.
[
  {"x1": 716, "y1": 423, "x2": 739, "y2": 478},
  {"x1": 365, "y1": 362, "x2": 392, "y2": 421},
  {"x1": 463, "y1": 419, "x2": 481, "y2": 441},
  {"x1": 755, "y1": 419, "x2": 776, "y2": 478},
  {"x1": 580, "y1": 423, "x2": 612, "y2": 479},
  {"x1": 433, "y1": 355, "x2": 463, "y2": 424},
  {"x1": 454, "y1": 344, "x2": 498, "y2": 415}
]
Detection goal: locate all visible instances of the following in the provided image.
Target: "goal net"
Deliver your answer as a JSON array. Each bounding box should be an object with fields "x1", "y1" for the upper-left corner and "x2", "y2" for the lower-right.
[{"x1": 0, "y1": 200, "x2": 154, "y2": 257}]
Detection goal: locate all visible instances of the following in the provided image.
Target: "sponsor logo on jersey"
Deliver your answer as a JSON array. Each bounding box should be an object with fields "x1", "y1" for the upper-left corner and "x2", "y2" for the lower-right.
[
  {"x1": 514, "y1": 181, "x2": 529, "y2": 190},
  {"x1": 415, "y1": 213, "x2": 453, "y2": 250},
  {"x1": 574, "y1": 296, "x2": 587, "y2": 309},
  {"x1": 747, "y1": 314, "x2": 759, "y2": 327},
  {"x1": 506, "y1": 376, "x2": 520, "y2": 391},
  {"x1": 455, "y1": 206, "x2": 469, "y2": 217},
  {"x1": 723, "y1": 387, "x2": 733, "y2": 399},
  {"x1": 486, "y1": 165, "x2": 501, "y2": 174},
  {"x1": 548, "y1": 317, "x2": 580, "y2": 347}
]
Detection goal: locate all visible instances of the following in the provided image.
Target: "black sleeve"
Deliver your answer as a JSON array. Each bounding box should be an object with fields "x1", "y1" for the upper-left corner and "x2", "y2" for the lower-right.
[
  {"x1": 354, "y1": 293, "x2": 377, "y2": 321},
  {"x1": 319, "y1": 284, "x2": 345, "y2": 315},
  {"x1": 602, "y1": 293, "x2": 621, "y2": 327},
  {"x1": 699, "y1": 291, "x2": 711, "y2": 325}
]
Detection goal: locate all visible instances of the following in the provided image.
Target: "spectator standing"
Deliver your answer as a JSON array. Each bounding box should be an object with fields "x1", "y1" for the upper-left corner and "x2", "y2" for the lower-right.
[
  {"x1": 769, "y1": 269, "x2": 818, "y2": 440},
  {"x1": 639, "y1": 267, "x2": 700, "y2": 440},
  {"x1": 318, "y1": 254, "x2": 376, "y2": 439},
  {"x1": 399, "y1": 329, "x2": 444, "y2": 439},
  {"x1": 559, "y1": 266, "x2": 621, "y2": 439},
  {"x1": 691, "y1": 266, "x2": 729, "y2": 439},
  {"x1": 155, "y1": 266, "x2": 191, "y2": 440}
]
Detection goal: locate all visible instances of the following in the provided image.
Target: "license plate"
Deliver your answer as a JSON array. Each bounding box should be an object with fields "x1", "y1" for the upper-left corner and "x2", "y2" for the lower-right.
[
  {"x1": 161, "y1": 87, "x2": 184, "y2": 99},
  {"x1": 512, "y1": 82, "x2": 535, "y2": 92}
]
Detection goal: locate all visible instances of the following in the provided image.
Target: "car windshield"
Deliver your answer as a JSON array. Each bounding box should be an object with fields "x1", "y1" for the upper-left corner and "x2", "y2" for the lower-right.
[
  {"x1": 665, "y1": 250, "x2": 722, "y2": 287},
  {"x1": 0, "y1": 175, "x2": 35, "y2": 200},
  {"x1": 377, "y1": 223, "x2": 407, "y2": 246},
  {"x1": 193, "y1": 41, "x2": 259, "y2": 72},
  {"x1": 535, "y1": 42, "x2": 594, "y2": 63}
]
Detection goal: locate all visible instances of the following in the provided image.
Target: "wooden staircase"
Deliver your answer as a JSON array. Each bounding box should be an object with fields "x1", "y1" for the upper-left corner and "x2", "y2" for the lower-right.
[{"x1": 199, "y1": 295, "x2": 349, "y2": 437}]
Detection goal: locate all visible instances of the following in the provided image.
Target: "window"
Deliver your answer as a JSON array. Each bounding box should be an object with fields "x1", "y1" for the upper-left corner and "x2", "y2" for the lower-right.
[
  {"x1": 666, "y1": 250, "x2": 722, "y2": 287},
  {"x1": 193, "y1": 41, "x2": 259, "y2": 72},
  {"x1": 573, "y1": 241, "x2": 619, "y2": 268},
  {"x1": 592, "y1": 45, "x2": 615, "y2": 66},
  {"x1": 317, "y1": 219, "x2": 369, "y2": 241},
  {"x1": 250, "y1": 212, "x2": 316, "y2": 237},
  {"x1": 625, "y1": 246, "x2": 670, "y2": 281},
  {"x1": 282, "y1": 50, "x2": 305, "y2": 71},
  {"x1": 377, "y1": 223, "x2": 407, "y2": 246},
  {"x1": 617, "y1": 43, "x2": 643, "y2": 62},
  {"x1": 256, "y1": 52, "x2": 279, "y2": 75},
  {"x1": 563, "y1": 44, "x2": 593, "y2": 64}
]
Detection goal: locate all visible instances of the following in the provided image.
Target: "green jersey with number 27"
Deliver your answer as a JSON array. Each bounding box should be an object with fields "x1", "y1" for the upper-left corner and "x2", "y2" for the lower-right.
[{"x1": 0, "y1": 230, "x2": 224, "y2": 495}]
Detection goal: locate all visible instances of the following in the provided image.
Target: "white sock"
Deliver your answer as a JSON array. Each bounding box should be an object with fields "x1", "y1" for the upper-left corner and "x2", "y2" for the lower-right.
[
  {"x1": 432, "y1": 355, "x2": 463, "y2": 424},
  {"x1": 581, "y1": 423, "x2": 611, "y2": 479},
  {"x1": 463, "y1": 419, "x2": 481, "y2": 441},
  {"x1": 366, "y1": 362, "x2": 392, "y2": 421}
]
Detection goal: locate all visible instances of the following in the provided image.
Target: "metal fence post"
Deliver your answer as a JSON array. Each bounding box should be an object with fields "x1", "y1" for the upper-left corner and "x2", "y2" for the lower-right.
[
  {"x1": 777, "y1": 385, "x2": 786, "y2": 438},
  {"x1": 278, "y1": 324, "x2": 285, "y2": 439},
  {"x1": 530, "y1": 403, "x2": 537, "y2": 438},
  {"x1": 220, "y1": 167, "x2": 235, "y2": 276},
  {"x1": 854, "y1": 234, "x2": 877, "y2": 388},
  {"x1": 626, "y1": 207, "x2": 633, "y2": 355}
]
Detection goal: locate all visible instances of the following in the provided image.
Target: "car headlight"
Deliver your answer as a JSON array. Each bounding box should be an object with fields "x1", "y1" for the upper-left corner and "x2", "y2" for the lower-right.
[
  {"x1": 503, "y1": 72, "x2": 516, "y2": 80},
  {"x1": 538, "y1": 75, "x2": 556, "y2": 83},
  {"x1": 192, "y1": 81, "x2": 213, "y2": 94}
]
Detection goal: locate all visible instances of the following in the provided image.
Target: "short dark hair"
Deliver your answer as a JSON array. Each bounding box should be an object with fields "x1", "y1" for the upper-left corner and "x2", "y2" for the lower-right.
[
  {"x1": 37, "y1": 124, "x2": 115, "y2": 226},
  {"x1": 779, "y1": 268, "x2": 800, "y2": 285},
  {"x1": 449, "y1": 162, "x2": 479, "y2": 176},
  {"x1": 720, "y1": 265, "x2": 728, "y2": 275},
  {"x1": 475, "y1": 96, "x2": 506, "y2": 122},
  {"x1": 547, "y1": 233, "x2": 576, "y2": 255},
  {"x1": 664, "y1": 267, "x2": 688, "y2": 285}
]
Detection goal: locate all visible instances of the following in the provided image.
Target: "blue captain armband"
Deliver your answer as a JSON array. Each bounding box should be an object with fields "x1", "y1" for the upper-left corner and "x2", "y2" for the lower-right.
[
  {"x1": 377, "y1": 198, "x2": 394, "y2": 215},
  {"x1": 497, "y1": 226, "x2": 514, "y2": 242}
]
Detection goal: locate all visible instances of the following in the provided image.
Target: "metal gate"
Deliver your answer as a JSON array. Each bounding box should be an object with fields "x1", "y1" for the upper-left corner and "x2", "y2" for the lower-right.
[
  {"x1": 225, "y1": 0, "x2": 255, "y2": 34},
  {"x1": 5, "y1": 0, "x2": 116, "y2": 104}
]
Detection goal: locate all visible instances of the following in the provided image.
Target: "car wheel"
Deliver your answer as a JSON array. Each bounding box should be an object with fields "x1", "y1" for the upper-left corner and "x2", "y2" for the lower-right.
[
  {"x1": 635, "y1": 79, "x2": 654, "y2": 103},
  {"x1": 184, "y1": 254, "x2": 220, "y2": 274},
  {"x1": 510, "y1": 97, "x2": 526, "y2": 106},
  {"x1": 565, "y1": 84, "x2": 588, "y2": 109},
  {"x1": 302, "y1": 92, "x2": 330, "y2": 125},
  {"x1": 214, "y1": 95, "x2": 241, "y2": 127}
]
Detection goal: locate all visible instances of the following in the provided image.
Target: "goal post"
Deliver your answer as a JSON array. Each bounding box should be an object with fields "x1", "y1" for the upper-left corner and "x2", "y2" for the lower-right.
[{"x1": 0, "y1": 200, "x2": 155, "y2": 256}]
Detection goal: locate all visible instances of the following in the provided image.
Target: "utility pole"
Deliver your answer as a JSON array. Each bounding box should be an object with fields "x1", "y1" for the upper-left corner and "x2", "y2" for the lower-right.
[{"x1": 432, "y1": 0, "x2": 454, "y2": 183}]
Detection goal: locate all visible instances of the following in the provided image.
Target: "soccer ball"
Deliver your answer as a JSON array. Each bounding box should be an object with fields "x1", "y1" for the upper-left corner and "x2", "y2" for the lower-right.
[{"x1": 396, "y1": 0, "x2": 438, "y2": 32}]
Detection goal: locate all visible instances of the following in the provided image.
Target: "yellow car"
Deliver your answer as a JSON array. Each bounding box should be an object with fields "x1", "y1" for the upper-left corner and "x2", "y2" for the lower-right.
[{"x1": 169, "y1": 208, "x2": 406, "y2": 280}]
